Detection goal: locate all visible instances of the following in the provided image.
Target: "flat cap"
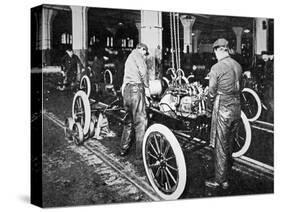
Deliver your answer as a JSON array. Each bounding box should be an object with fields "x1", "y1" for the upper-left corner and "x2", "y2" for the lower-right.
[{"x1": 213, "y1": 38, "x2": 229, "y2": 48}]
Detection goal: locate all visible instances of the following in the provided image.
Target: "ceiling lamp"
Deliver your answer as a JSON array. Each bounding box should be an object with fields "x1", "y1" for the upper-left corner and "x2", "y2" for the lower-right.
[{"x1": 244, "y1": 29, "x2": 250, "y2": 33}]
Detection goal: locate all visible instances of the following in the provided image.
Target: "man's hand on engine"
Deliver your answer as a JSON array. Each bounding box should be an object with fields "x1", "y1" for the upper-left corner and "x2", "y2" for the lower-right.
[{"x1": 206, "y1": 93, "x2": 215, "y2": 111}]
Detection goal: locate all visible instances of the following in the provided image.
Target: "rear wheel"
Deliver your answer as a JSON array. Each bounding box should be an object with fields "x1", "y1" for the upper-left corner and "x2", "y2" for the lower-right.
[
  {"x1": 241, "y1": 88, "x2": 262, "y2": 122},
  {"x1": 143, "y1": 124, "x2": 186, "y2": 200},
  {"x1": 232, "y1": 111, "x2": 252, "y2": 158}
]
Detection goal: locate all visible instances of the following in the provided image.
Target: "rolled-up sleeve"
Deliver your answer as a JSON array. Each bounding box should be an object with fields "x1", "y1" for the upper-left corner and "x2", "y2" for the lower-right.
[{"x1": 132, "y1": 53, "x2": 149, "y2": 87}]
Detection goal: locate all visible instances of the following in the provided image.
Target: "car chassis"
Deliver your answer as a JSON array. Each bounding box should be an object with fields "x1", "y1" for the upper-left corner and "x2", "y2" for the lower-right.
[{"x1": 65, "y1": 73, "x2": 252, "y2": 200}]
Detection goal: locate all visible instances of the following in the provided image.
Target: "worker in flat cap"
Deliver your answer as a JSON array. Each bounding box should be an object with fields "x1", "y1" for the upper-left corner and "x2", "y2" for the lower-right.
[
  {"x1": 59, "y1": 48, "x2": 84, "y2": 90},
  {"x1": 120, "y1": 43, "x2": 150, "y2": 164},
  {"x1": 205, "y1": 38, "x2": 242, "y2": 190}
]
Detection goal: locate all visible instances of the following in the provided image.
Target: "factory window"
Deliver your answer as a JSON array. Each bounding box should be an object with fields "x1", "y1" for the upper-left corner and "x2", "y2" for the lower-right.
[
  {"x1": 121, "y1": 39, "x2": 126, "y2": 47},
  {"x1": 106, "y1": 37, "x2": 114, "y2": 47},
  {"x1": 90, "y1": 35, "x2": 98, "y2": 45},
  {"x1": 128, "y1": 39, "x2": 134, "y2": 48},
  {"x1": 61, "y1": 33, "x2": 72, "y2": 44}
]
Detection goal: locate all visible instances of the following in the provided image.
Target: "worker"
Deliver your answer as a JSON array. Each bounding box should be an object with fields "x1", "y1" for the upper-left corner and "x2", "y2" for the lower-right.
[
  {"x1": 205, "y1": 38, "x2": 242, "y2": 190},
  {"x1": 120, "y1": 43, "x2": 150, "y2": 163},
  {"x1": 59, "y1": 48, "x2": 83, "y2": 90}
]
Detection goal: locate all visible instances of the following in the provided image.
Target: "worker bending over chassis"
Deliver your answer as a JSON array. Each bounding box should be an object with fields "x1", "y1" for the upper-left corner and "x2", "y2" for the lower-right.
[
  {"x1": 120, "y1": 43, "x2": 150, "y2": 162},
  {"x1": 206, "y1": 38, "x2": 242, "y2": 189}
]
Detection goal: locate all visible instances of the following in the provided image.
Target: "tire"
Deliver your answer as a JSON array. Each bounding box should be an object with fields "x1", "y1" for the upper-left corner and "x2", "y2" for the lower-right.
[
  {"x1": 232, "y1": 111, "x2": 252, "y2": 158},
  {"x1": 241, "y1": 88, "x2": 262, "y2": 122},
  {"x1": 104, "y1": 69, "x2": 113, "y2": 84},
  {"x1": 72, "y1": 90, "x2": 91, "y2": 135},
  {"x1": 72, "y1": 122, "x2": 84, "y2": 145},
  {"x1": 80, "y1": 75, "x2": 91, "y2": 97},
  {"x1": 143, "y1": 124, "x2": 187, "y2": 200}
]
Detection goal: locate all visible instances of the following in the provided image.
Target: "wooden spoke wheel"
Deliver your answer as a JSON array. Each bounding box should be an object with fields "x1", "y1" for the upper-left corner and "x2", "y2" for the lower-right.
[
  {"x1": 232, "y1": 111, "x2": 252, "y2": 158},
  {"x1": 80, "y1": 75, "x2": 91, "y2": 98},
  {"x1": 241, "y1": 88, "x2": 262, "y2": 122},
  {"x1": 143, "y1": 124, "x2": 186, "y2": 200},
  {"x1": 72, "y1": 122, "x2": 84, "y2": 145},
  {"x1": 72, "y1": 90, "x2": 91, "y2": 135}
]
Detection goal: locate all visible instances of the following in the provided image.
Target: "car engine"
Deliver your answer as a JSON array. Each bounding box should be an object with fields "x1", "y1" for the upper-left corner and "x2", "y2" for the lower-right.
[{"x1": 159, "y1": 82, "x2": 209, "y2": 119}]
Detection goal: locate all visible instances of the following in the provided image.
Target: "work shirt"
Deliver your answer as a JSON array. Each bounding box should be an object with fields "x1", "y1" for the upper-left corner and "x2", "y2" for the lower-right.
[
  {"x1": 208, "y1": 56, "x2": 242, "y2": 104},
  {"x1": 123, "y1": 49, "x2": 149, "y2": 88}
]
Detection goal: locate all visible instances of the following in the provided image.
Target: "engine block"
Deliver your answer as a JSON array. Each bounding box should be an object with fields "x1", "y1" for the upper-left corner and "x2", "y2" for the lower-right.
[{"x1": 159, "y1": 82, "x2": 208, "y2": 119}]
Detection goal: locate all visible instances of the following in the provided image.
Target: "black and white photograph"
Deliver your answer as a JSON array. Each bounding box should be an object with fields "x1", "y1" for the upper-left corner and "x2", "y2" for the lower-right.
[
  {"x1": 30, "y1": 2, "x2": 275, "y2": 208},
  {"x1": 2, "y1": 0, "x2": 281, "y2": 211}
]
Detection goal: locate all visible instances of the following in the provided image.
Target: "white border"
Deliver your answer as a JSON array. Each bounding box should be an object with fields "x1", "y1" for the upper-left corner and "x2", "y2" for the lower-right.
[{"x1": 1, "y1": 0, "x2": 279, "y2": 212}]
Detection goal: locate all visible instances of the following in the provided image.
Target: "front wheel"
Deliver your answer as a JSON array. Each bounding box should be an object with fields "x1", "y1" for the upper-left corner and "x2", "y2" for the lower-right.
[
  {"x1": 143, "y1": 124, "x2": 187, "y2": 200},
  {"x1": 72, "y1": 90, "x2": 91, "y2": 135}
]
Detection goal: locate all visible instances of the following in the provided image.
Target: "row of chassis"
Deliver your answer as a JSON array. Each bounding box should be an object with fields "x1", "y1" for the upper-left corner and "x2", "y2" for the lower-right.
[{"x1": 64, "y1": 72, "x2": 253, "y2": 200}]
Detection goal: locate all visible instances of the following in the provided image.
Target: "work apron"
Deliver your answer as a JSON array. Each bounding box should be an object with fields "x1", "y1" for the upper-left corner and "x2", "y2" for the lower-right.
[{"x1": 209, "y1": 59, "x2": 241, "y2": 183}]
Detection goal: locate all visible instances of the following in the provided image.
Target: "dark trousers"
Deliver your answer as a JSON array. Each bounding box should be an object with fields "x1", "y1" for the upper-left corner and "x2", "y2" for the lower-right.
[
  {"x1": 60, "y1": 69, "x2": 77, "y2": 87},
  {"x1": 66, "y1": 69, "x2": 77, "y2": 85},
  {"x1": 213, "y1": 102, "x2": 240, "y2": 184},
  {"x1": 120, "y1": 84, "x2": 147, "y2": 159}
]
